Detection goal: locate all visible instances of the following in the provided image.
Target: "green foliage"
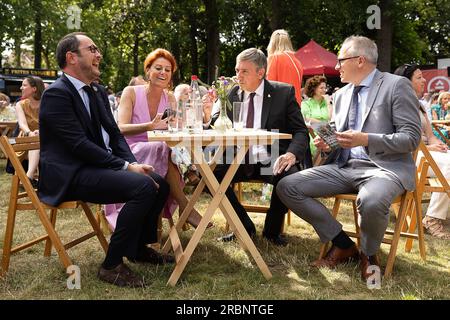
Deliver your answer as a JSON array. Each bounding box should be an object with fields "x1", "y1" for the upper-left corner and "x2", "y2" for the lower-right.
[{"x1": 1, "y1": 0, "x2": 449, "y2": 90}]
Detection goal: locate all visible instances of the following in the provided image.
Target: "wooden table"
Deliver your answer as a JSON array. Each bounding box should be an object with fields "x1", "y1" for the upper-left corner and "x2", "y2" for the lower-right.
[
  {"x1": 431, "y1": 120, "x2": 450, "y2": 146},
  {"x1": 0, "y1": 121, "x2": 17, "y2": 137},
  {"x1": 148, "y1": 129, "x2": 292, "y2": 286}
]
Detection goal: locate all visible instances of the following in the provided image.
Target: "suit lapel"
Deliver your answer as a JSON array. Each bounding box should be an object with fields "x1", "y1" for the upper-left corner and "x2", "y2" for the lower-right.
[
  {"x1": 260, "y1": 80, "x2": 271, "y2": 129},
  {"x1": 92, "y1": 84, "x2": 116, "y2": 135},
  {"x1": 61, "y1": 74, "x2": 96, "y2": 137},
  {"x1": 361, "y1": 70, "x2": 383, "y2": 126}
]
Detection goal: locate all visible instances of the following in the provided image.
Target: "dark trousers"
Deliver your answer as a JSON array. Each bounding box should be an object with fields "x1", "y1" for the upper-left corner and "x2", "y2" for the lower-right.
[
  {"x1": 214, "y1": 162, "x2": 299, "y2": 237},
  {"x1": 64, "y1": 167, "x2": 169, "y2": 268}
]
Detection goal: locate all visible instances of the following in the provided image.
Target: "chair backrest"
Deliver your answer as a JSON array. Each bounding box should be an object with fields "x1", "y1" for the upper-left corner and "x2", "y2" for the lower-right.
[
  {"x1": 0, "y1": 135, "x2": 40, "y2": 196},
  {"x1": 0, "y1": 135, "x2": 108, "y2": 276},
  {"x1": 0, "y1": 121, "x2": 18, "y2": 137},
  {"x1": 417, "y1": 141, "x2": 450, "y2": 197}
]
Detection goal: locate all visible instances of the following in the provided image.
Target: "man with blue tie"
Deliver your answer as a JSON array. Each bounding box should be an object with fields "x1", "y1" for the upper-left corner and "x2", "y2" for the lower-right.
[
  {"x1": 276, "y1": 36, "x2": 421, "y2": 280},
  {"x1": 39, "y1": 32, "x2": 174, "y2": 288}
]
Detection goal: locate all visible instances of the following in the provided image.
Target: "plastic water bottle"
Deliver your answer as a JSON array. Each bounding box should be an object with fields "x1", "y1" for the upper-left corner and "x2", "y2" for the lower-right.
[
  {"x1": 261, "y1": 183, "x2": 273, "y2": 202},
  {"x1": 184, "y1": 75, "x2": 203, "y2": 134}
]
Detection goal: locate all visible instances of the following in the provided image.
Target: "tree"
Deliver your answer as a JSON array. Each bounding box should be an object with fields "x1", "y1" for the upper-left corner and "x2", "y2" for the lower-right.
[
  {"x1": 376, "y1": 0, "x2": 394, "y2": 72},
  {"x1": 30, "y1": 0, "x2": 42, "y2": 69},
  {"x1": 204, "y1": 0, "x2": 219, "y2": 84}
]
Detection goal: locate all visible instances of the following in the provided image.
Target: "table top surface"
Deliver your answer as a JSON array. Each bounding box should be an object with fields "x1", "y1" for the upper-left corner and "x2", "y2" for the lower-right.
[
  {"x1": 0, "y1": 121, "x2": 17, "y2": 126},
  {"x1": 431, "y1": 120, "x2": 450, "y2": 124},
  {"x1": 148, "y1": 129, "x2": 292, "y2": 146}
]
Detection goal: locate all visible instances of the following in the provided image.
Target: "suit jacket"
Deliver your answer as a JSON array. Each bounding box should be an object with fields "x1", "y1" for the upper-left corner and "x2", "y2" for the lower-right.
[
  {"x1": 212, "y1": 79, "x2": 310, "y2": 165},
  {"x1": 38, "y1": 74, "x2": 136, "y2": 206},
  {"x1": 328, "y1": 69, "x2": 421, "y2": 190}
]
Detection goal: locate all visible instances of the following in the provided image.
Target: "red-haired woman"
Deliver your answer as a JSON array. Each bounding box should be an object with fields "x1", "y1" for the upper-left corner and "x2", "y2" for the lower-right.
[{"x1": 105, "y1": 49, "x2": 209, "y2": 230}]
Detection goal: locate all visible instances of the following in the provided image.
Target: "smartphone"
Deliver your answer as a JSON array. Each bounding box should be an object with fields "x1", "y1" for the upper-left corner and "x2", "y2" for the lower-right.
[
  {"x1": 162, "y1": 108, "x2": 175, "y2": 120},
  {"x1": 316, "y1": 123, "x2": 339, "y2": 150}
]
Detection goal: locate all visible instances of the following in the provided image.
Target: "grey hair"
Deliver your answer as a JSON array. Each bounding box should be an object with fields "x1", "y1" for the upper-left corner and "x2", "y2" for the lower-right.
[
  {"x1": 341, "y1": 36, "x2": 378, "y2": 65},
  {"x1": 236, "y1": 48, "x2": 267, "y2": 77}
]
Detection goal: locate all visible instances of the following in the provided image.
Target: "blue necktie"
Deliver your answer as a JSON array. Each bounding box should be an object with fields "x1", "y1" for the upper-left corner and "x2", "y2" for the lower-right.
[
  {"x1": 83, "y1": 85, "x2": 106, "y2": 149},
  {"x1": 337, "y1": 85, "x2": 364, "y2": 168}
]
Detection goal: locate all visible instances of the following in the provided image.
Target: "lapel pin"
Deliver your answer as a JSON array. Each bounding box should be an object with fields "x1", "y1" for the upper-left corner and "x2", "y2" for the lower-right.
[
  {"x1": 268, "y1": 94, "x2": 271, "y2": 98},
  {"x1": 93, "y1": 86, "x2": 98, "y2": 92}
]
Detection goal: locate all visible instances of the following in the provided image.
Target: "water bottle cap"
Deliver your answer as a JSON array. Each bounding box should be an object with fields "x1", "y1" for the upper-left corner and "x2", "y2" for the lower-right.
[{"x1": 191, "y1": 75, "x2": 198, "y2": 81}]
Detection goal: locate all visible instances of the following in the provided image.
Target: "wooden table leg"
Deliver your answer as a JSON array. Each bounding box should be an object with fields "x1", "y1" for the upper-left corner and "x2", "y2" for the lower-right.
[
  {"x1": 195, "y1": 144, "x2": 272, "y2": 280},
  {"x1": 162, "y1": 146, "x2": 225, "y2": 255},
  {"x1": 166, "y1": 143, "x2": 272, "y2": 286}
]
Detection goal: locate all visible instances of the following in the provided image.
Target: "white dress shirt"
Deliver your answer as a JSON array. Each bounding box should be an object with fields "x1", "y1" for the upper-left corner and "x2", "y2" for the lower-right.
[{"x1": 65, "y1": 73, "x2": 112, "y2": 152}]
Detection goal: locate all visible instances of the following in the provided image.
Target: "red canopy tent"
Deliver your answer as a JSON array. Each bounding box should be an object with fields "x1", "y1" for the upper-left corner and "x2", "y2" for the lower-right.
[{"x1": 295, "y1": 40, "x2": 340, "y2": 76}]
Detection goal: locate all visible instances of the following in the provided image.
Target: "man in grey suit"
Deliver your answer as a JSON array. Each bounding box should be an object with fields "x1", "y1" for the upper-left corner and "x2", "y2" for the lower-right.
[{"x1": 276, "y1": 36, "x2": 421, "y2": 280}]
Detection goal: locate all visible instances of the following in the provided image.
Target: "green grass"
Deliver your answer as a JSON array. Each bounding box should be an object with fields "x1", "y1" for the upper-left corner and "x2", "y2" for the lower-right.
[{"x1": 0, "y1": 159, "x2": 449, "y2": 300}]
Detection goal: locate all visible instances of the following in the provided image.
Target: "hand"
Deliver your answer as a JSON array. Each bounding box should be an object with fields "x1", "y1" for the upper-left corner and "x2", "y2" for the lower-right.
[
  {"x1": 202, "y1": 94, "x2": 214, "y2": 123},
  {"x1": 273, "y1": 152, "x2": 296, "y2": 175},
  {"x1": 128, "y1": 163, "x2": 153, "y2": 174},
  {"x1": 148, "y1": 113, "x2": 166, "y2": 130},
  {"x1": 427, "y1": 143, "x2": 448, "y2": 153},
  {"x1": 335, "y1": 130, "x2": 368, "y2": 148},
  {"x1": 313, "y1": 136, "x2": 331, "y2": 152},
  {"x1": 127, "y1": 163, "x2": 159, "y2": 188},
  {"x1": 29, "y1": 130, "x2": 39, "y2": 137}
]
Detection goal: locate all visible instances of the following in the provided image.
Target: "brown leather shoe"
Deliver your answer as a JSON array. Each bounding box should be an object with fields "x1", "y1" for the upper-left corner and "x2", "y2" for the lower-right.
[
  {"x1": 360, "y1": 252, "x2": 381, "y2": 281},
  {"x1": 311, "y1": 244, "x2": 360, "y2": 268},
  {"x1": 132, "y1": 246, "x2": 175, "y2": 265},
  {"x1": 97, "y1": 263, "x2": 144, "y2": 288}
]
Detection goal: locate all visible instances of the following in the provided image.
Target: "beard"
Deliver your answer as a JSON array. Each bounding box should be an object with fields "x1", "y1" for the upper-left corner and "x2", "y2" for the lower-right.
[{"x1": 80, "y1": 60, "x2": 100, "y2": 82}]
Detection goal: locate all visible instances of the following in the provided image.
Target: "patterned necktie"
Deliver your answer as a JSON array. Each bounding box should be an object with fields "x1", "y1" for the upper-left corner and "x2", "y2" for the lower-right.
[
  {"x1": 246, "y1": 92, "x2": 256, "y2": 128},
  {"x1": 243, "y1": 92, "x2": 256, "y2": 176},
  {"x1": 83, "y1": 85, "x2": 106, "y2": 149},
  {"x1": 337, "y1": 85, "x2": 364, "y2": 168}
]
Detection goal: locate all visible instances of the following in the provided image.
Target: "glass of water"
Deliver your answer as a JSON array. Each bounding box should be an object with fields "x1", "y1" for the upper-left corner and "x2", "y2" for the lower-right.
[
  {"x1": 167, "y1": 100, "x2": 180, "y2": 132},
  {"x1": 233, "y1": 102, "x2": 246, "y2": 131}
]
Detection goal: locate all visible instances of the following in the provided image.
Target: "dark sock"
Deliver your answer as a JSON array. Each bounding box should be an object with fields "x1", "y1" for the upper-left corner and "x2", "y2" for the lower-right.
[
  {"x1": 332, "y1": 230, "x2": 354, "y2": 249},
  {"x1": 102, "y1": 257, "x2": 123, "y2": 270}
]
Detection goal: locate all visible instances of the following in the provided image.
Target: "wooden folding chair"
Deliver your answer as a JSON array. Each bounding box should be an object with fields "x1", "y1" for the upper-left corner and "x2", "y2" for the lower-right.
[
  {"x1": 231, "y1": 180, "x2": 291, "y2": 233},
  {"x1": 0, "y1": 121, "x2": 17, "y2": 137},
  {"x1": 403, "y1": 141, "x2": 450, "y2": 251},
  {"x1": 0, "y1": 135, "x2": 109, "y2": 276},
  {"x1": 318, "y1": 147, "x2": 426, "y2": 278}
]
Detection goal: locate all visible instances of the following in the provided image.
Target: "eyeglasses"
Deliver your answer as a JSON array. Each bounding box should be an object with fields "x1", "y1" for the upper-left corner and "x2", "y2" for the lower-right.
[
  {"x1": 72, "y1": 45, "x2": 101, "y2": 55},
  {"x1": 336, "y1": 56, "x2": 360, "y2": 68}
]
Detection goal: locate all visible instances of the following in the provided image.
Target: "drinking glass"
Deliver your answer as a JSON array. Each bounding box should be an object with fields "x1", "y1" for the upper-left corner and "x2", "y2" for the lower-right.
[
  {"x1": 167, "y1": 100, "x2": 180, "y2": 132},
  {"x1": 233, "y1": 102, "x2": 246, "y2": 131}
]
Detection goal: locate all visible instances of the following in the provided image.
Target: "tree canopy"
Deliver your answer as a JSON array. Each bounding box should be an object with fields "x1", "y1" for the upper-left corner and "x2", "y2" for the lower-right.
[{"x1": 1, "y1": 0, "x2": 449, "y2": 91}]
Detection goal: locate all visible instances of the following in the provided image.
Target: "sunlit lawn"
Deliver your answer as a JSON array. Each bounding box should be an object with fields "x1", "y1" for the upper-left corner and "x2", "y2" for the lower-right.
[{"x1": 0, "y1": 159, "x2": 449, "y2": 300}]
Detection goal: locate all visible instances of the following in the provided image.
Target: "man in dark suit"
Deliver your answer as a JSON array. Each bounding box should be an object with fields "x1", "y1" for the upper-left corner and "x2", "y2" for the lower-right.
[
  {"x1": 39, "y1": 32, "x2": 174, "y2": 288},
  {"x1": 203, "y1": 48, "x2": 310, "y2": 246}
]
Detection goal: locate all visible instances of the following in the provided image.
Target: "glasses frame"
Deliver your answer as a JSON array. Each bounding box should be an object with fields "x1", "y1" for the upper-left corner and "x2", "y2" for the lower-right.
[
  {"x1": 336, "y1": 56, "x2": 360, "y2": 68},
  {"x1": 71, "y1": 45, "x2": 101, "y2": 55}
]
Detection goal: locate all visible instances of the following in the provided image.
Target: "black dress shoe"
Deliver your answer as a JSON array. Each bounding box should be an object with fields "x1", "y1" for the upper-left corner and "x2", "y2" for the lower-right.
[
  {"x1": 29, "y1": 177, "x2": 39, "y2": 189},
  {"x1": 131, "y1": 247, "x2": 175, "y2": 265},
  {"x1": 263, "y1": 234, "x2": 288, "y2": 247},
  {"x1": 217, "y1": 232, "x2": 236, "y2": 242},
  {"x1": 97, "y1": 263, "x2": 144, "y2": 288},
  {"x1": 217, "y1": 231, "x2": 256, "y2": 242}
]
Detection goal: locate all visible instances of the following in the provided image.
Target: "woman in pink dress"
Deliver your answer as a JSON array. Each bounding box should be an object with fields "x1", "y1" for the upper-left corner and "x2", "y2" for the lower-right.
[{"x1": 105, "y1": 49, "x2": 208, "y2": 230}]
